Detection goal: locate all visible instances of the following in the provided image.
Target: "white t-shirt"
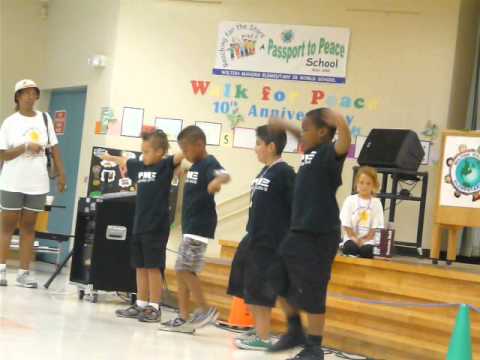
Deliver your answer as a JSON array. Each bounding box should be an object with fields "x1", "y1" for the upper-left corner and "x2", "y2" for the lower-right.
[
  {"x1": 340, "y1": 194, "x2": 384, "y2": 246},
  {"x1": 0, "y1": 111, "x2": 58, "y2": 195}
]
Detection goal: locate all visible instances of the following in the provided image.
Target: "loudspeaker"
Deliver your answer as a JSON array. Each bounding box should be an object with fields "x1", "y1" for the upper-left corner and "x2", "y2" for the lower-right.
[{"x1": 358, "y1": 129, "x2": 425, "y2": 170}]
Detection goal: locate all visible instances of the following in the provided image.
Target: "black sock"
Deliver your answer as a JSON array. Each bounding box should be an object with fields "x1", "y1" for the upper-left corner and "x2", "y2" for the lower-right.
[
  {"x1": 307, "y1": 335, "x2": 323, "y2": 347},
  {"x1": 287, "y1": 314, "x2": 303, "y2": 334}
]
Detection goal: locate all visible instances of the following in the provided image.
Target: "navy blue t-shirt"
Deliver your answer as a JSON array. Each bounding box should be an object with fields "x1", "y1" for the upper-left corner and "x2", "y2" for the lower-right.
[
  {"x1": 127, "y1": 156, "x2": 176, "y2": 235},
  {"x1": 247, "y1": 161, "x2": 295, "y2": 249},
  {"x1": 182, "y1": 155, "x2": 225, "y2": 238},
  {"x1": 290, "y1": 143, "x2": 346, "y2": 235}
]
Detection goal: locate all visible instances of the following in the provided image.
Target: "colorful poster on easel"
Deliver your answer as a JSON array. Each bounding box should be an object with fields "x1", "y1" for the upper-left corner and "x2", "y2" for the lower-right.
[
  {"x1": 53, "y1": 110, "x2": 67, "y2": 135},
  {"x1": 439, "y1": 135, "x2": 480, "y2": 208}
]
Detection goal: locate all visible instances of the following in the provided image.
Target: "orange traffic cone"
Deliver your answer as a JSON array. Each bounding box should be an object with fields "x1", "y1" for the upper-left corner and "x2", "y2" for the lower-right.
[{"x1": 217, "y1": 297, "x2": 255, "y2": 330}]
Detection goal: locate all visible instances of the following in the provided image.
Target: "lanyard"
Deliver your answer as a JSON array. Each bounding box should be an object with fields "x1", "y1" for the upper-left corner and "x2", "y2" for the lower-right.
[{"x1": 250, "y1": 158, "x2": 284, "y2": 203}]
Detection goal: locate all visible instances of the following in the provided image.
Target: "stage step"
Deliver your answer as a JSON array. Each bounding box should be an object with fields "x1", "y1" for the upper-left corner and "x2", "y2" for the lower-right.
[{"x1": 163, "y1": 243, "x2": 480, "y2": 360}]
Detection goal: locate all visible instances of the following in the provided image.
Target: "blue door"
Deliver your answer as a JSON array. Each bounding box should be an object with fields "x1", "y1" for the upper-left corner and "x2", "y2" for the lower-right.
[{"x1": 40, "y1": 87, "x2": 86, "y2": 263}]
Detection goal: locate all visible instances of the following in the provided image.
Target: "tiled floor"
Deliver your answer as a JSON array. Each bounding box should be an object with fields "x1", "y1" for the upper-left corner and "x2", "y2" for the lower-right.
[{"x1": 0, "y1": 266, "x2": 366, "y2": 360}]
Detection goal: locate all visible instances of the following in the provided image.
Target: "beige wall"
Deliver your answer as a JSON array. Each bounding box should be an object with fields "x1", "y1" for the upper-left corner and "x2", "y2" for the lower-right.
[
  {"x1": 102, "y1": 0, "x2": 464, "y2": 258},
  {"x1": 40, "y1": 0, "x2": 120, "y2": 232},
  {"x1": 0, "y1": 0, "x2": 47, "y2": 120},
  {"x1": 448, "y1": 0, "x2": 480, "y2": 129}
]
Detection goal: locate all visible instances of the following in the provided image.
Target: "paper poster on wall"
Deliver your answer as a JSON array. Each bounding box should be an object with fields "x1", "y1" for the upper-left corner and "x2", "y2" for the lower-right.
[
  {"x1": 155, "y1": 118, "x2": 183, "y2": 142},
  {"x1": 53, "y1": 110, "x2": 67, "y2": 135},
  {"x1": 88, "y1": 147, "x2": 179, "y2": 226},
  {"x1": 214, "y1": 21, "x2": 350, "y2": 84},
  {"x1": 195, "y1": 121, "x2": 222, "y2": 146},
  {"x1": 121, "y1": 107, "x2": 144, "y2": 137},
  {"x1": 98, "y1": 107, "x2": 114, "y2": 134},
  {"x1": 233, "y1": 127, "x2": 256, "y2": 149},
  {"x1": 421, "y1": 141, "x2": 431, "y2": 165},
  {"x1": 284, "y1": 132, "x2": 299, "y2": 153},
  {"x1": 439, "y1": 136, "x2": 480, "y2": 208},
  {"x1": 107, "y1": 119, "x2": 122, "y2": 136}
]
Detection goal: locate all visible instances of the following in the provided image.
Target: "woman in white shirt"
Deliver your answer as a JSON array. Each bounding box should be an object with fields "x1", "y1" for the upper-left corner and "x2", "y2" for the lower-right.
[
  {"x1": 0, "y1": 80, "x2": 66, "y2": 288},
  {"x1": 340, "y1": 166, "x2": 384, "y2": 259}
]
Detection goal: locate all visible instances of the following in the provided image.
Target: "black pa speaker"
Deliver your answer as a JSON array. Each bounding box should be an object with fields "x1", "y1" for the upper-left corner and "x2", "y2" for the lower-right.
[{"x1": 358, "y1": 129, "x2": 425, "y2": 170}]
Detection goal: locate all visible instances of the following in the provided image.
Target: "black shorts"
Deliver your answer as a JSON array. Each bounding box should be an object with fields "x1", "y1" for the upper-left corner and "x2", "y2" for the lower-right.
[
  {"x1": 277, "y1": 230, "x2": 340, "y2": 314},
  {"x1": 131, "y1": 233, "x2": 168, "y2": 270},
  {"x1": 243, "y1": 247, "x2": 279, "y2": 307},
  {"x1": 227, "y1": 235, "x2": 279, "y2": 307},
  {"x1": 227, "y1": 235, "x2": 249, "y2": 298}
]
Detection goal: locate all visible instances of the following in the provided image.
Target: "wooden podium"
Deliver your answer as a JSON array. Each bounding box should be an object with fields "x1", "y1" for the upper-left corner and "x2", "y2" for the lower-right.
[{"x1": 431, "y1": 130, "x2": 480, "y2": 264}]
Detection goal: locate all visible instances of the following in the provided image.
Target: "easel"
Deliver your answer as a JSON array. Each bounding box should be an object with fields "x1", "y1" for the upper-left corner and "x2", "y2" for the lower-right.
[{"x1": 431, "y1": 130, "x2": 480, "y2": 265}]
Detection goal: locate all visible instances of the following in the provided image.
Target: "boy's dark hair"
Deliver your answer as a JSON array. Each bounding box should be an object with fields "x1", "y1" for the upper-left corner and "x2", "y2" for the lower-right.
[
  {"x1": 142, "y1": 129, "x2": 169, "y2": 152},
  {"x1": 177, "y1": 125, "x2": 206, "y2": 145},
  {"x1": 306, "y1": 108, "x2": 336, "y2": 140},
  {"x1": 256, "y1": 125, "x2": 287, "y2": 155}
]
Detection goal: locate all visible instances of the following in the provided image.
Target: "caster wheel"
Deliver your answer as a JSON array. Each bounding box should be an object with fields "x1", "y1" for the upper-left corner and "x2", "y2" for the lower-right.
[
  {"x1": 78, "y1": 290, "x2": 85, "y2": 300},
  {"x1": 432, "y1": 259, "x2": 438, "y2": 265},
  {"x1": 92, "y1": 293, "x2": 99, "y2": 303}
]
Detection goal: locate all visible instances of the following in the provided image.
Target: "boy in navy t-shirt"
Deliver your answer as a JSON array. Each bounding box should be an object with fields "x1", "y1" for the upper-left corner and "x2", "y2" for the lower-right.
[
  {"x1": 102, "y1": 130, "x2": 183, "y2": 323},
  {"x1": 227, "y1": 125, "x2": 295, "y2": 351},
  {"x1": 269, "y1": 109, "x2": 351, "y2": 360},
  {"x1": 160, "y1": 126, "x2": 230, "y2": 334}
]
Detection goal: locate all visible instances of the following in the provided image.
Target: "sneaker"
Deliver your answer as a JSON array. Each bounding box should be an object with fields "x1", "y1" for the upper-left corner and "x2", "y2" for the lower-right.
[
  {"x1": 267, "y1": 330, "x2": 306, "y2": 353},
  {"x1": 16, "y1": 271, "x2": 38, "y2": 288},
  {"x1": 235, "y1": 328, "x2": 256, "y2": 341},
  {"x1": 190, "y1": 307, "x2": 219, "y2": 329},
  {"x1": 287, "y1": 346, "x2": 324, "y2": 360},
  {"x1": 159, "y1": 317, "x2": 195, "y2": 334},
  {"x1": 138, "y1": 306, "x2": 161, "y2": 323},
  {"x1": 235, "y1": 336, "x2": 272, "y2": 351},
  {"x1": 115, "y1": 305, "x2": 143, "y2": 319},
  {"x1": 0, "y1": 269, "x2": 7, "y2": 287}
]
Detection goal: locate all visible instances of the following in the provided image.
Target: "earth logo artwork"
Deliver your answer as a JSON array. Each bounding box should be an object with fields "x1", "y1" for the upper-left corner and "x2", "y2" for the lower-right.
[{"x1": 444, "y1": 144, "x2": 480, "y2": 201}]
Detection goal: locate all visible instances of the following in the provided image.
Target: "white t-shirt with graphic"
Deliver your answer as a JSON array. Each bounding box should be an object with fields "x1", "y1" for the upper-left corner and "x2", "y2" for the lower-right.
[
  {"x1": 0, "y1": 111, "x2": 58, "y2": 194},
  {"x1": 340, "y1": 194, "x2": 384, "y2": 246}
]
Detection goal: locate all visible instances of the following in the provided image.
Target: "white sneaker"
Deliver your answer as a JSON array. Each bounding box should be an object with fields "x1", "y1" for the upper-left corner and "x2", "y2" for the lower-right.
[
  {"x1": 190, "y1": 307, "x2": 219, "y2": 329},
  {"x1": 16, "y1": 271, "x2": 38, "y2": 288},
  {"x1": 0, "y1": 269, "x2": 7, "y2": 287},
  {"x1": 159, "y1": 317, "x2": 195, "y2": 334}
]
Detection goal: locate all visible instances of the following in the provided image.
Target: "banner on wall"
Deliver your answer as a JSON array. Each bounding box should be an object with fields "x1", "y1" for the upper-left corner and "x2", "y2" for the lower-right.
[{"x1": 213, "y1": 21, "x2": 350, "y2": 84}]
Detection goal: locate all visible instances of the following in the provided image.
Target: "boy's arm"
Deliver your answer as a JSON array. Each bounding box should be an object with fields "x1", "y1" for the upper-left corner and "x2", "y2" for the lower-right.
[
  {"x1": 359, "y1": 229, "x2": 377, "y2": 243},
  {"x1": 101, "y1": 153, "x2": 128, "y2": 168},
  {"x1": 343, "y1": 227, "x2": 359, "y2": 243},
  {"x1": 207, "y1": 169, "x2": 231, "y2": 194},
  {"x1": 172, "y1": 152, "x2": 185, "y2": 168},
  {"x1": 329, "y1": 113, "x2": 351, "y2": 156},
  {"x1": 269, "y1": 117, "x2": 302, "y2": 141}
]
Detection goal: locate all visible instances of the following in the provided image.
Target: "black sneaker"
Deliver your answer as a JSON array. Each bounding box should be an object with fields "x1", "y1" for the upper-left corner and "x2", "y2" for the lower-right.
[
  {"x1": 267, "y1": 331, "x2": 306, "y2": 353},
  {"x1": 138, "y1": 305, "x2": 161, "y2": 323},
  {"x1": 287, "y1": 346, "x2": 324, "y2": 359}
]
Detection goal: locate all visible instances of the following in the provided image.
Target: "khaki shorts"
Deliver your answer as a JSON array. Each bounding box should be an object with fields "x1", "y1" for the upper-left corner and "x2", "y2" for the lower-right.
[{"x1": 0, "y1": 191, "x2": 46, "y2": 212}]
